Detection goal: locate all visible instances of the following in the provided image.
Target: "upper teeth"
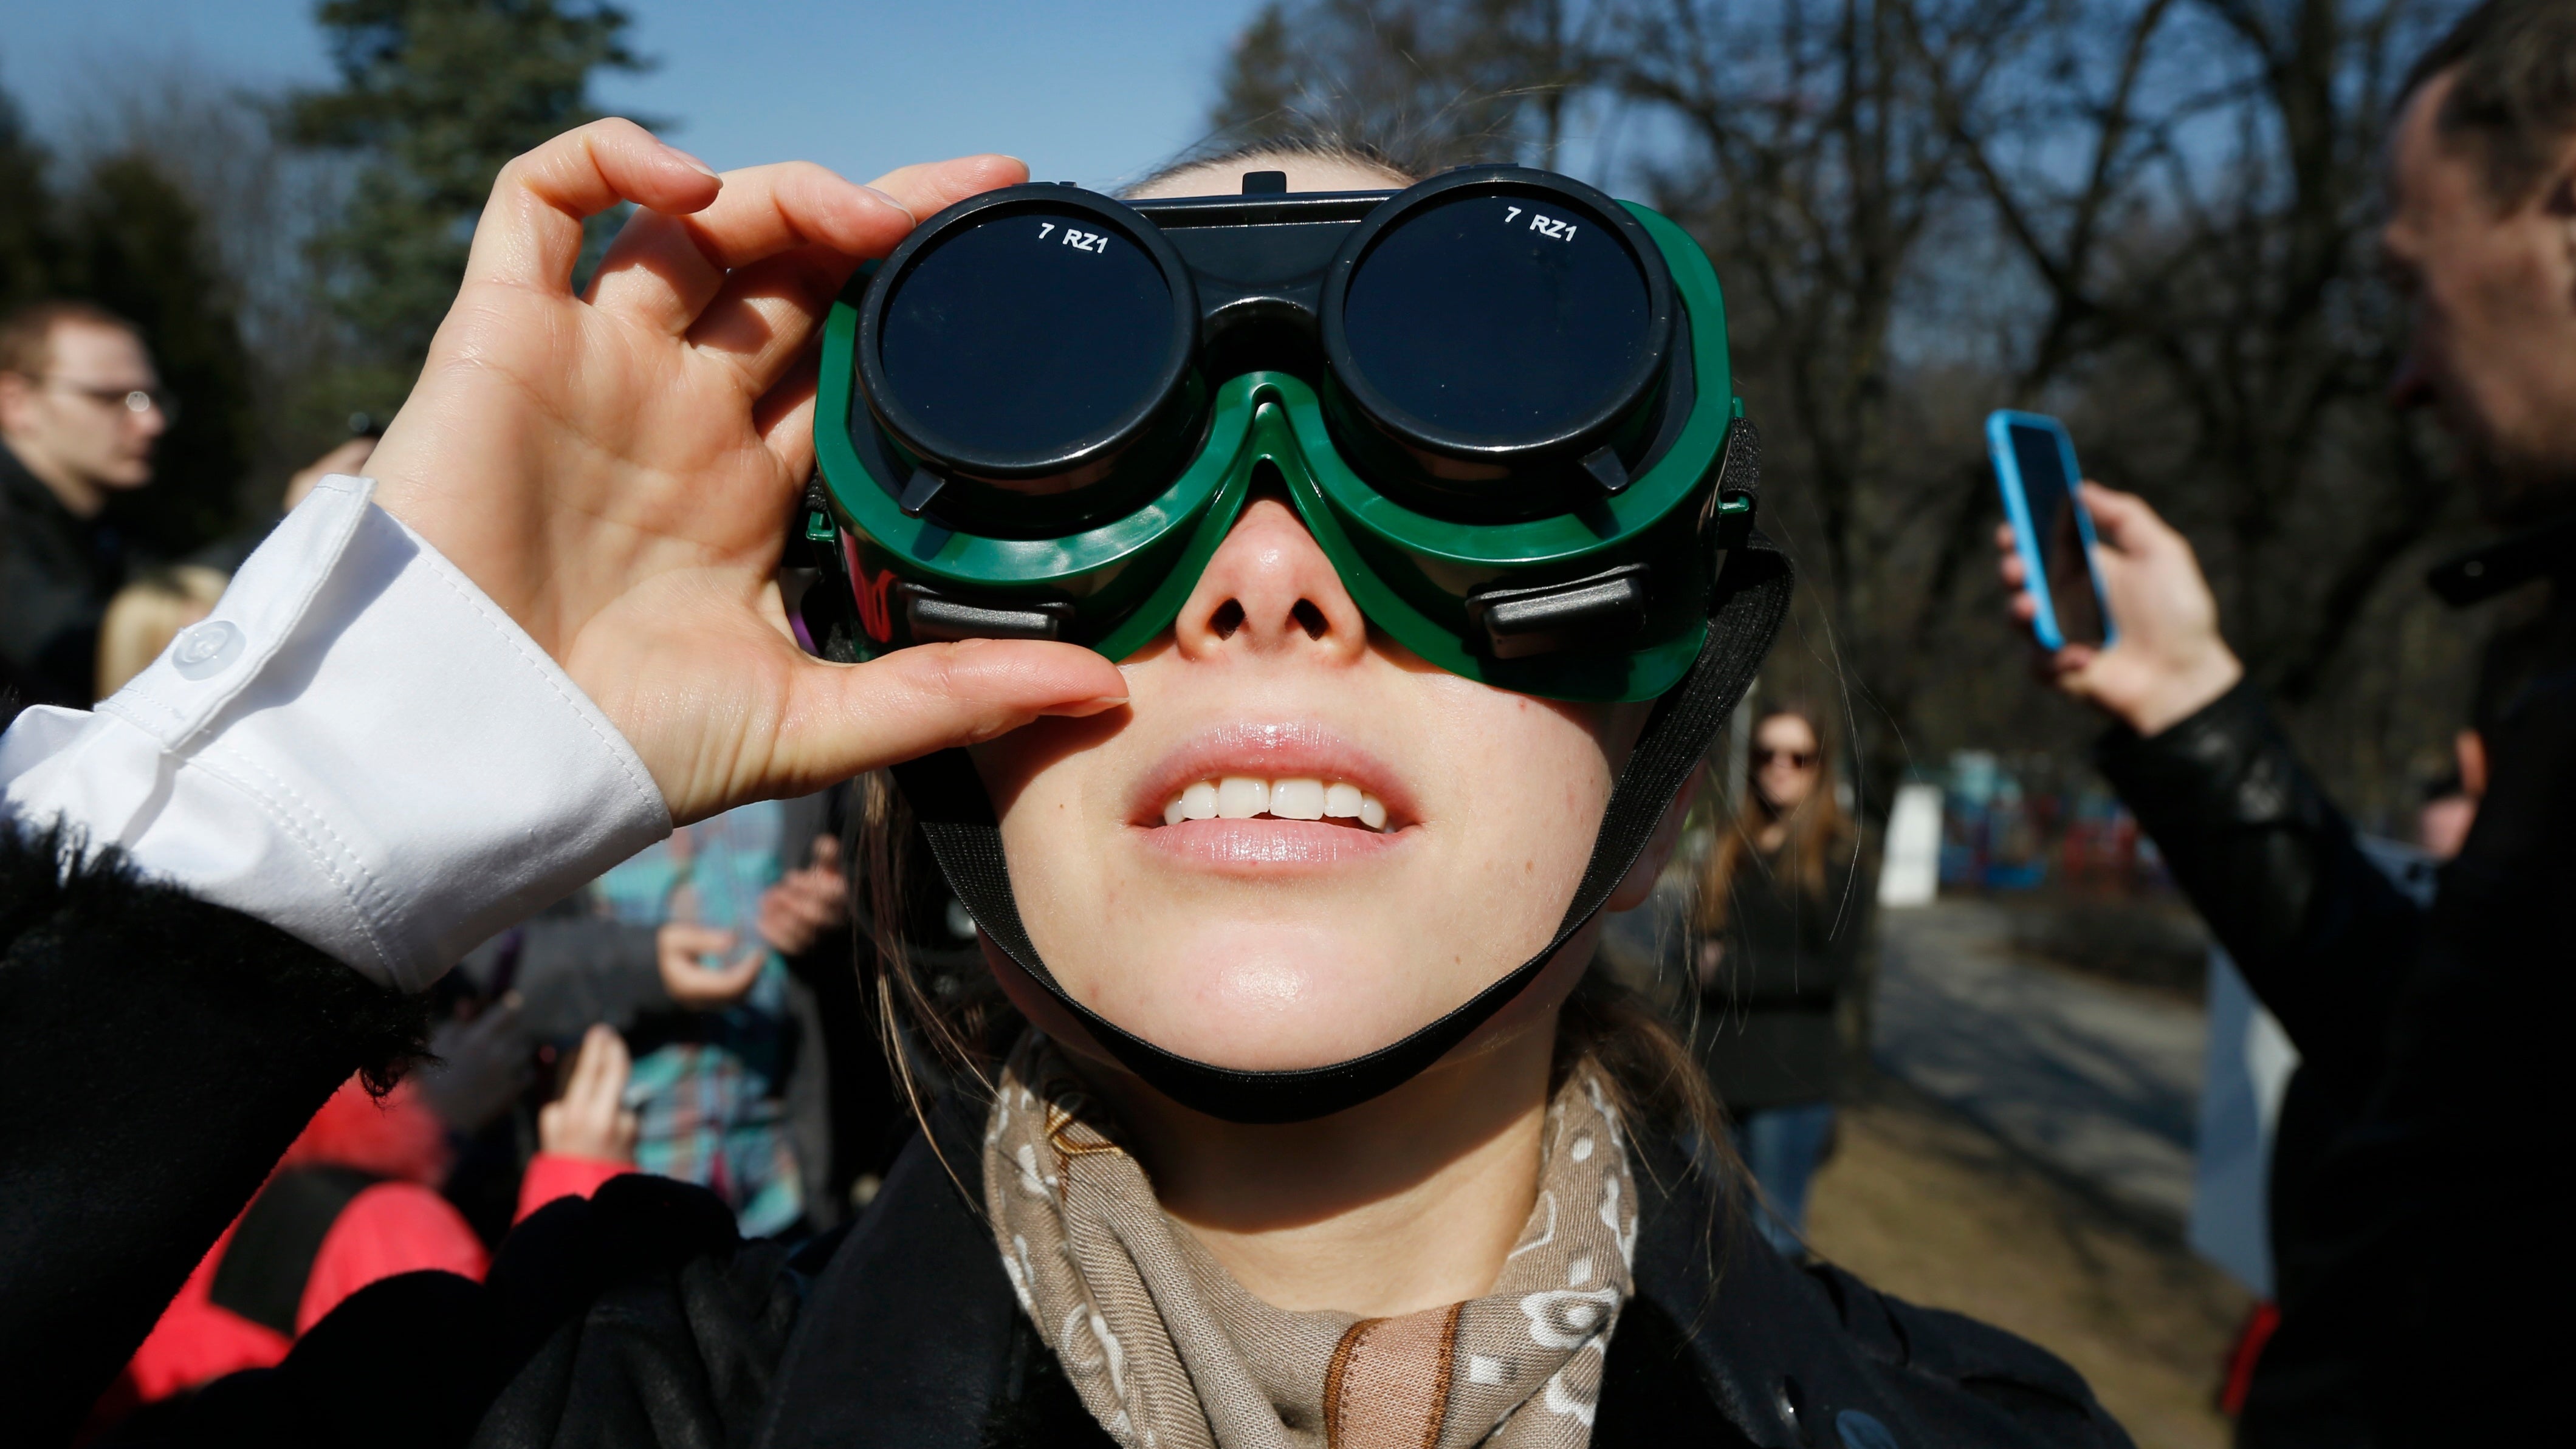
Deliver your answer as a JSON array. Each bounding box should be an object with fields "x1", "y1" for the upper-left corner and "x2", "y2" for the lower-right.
[{"x1": 1164, "y1": 777, "x2": 1389, "y2": 830}]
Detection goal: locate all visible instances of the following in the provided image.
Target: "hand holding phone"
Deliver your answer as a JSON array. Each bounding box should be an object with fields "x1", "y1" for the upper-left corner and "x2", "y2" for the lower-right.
[
  {"x1": 1988, "y1": 411, "x2": 2114, "y2": 650},
  {"x1": 1986, "y1": 421, "x2": 2245, "y2": 736}
]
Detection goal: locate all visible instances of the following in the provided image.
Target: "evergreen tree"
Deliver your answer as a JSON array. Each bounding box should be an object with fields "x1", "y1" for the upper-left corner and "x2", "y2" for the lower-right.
[
  {"x1": 0, "y1": 89, "x2": 58, "y2": 316},
  {"x1": 0, "y1": 77, "x2": 256, "y2": 556},
  {"x1": 57, "y1": 153, "x2": 257, "y2": 555},
  {"x1": 285, "y1": 0, "x2": 651, "y2": 417}
]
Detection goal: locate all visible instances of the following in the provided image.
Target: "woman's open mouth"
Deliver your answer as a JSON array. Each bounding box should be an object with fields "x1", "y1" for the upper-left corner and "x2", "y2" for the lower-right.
[
  {"x1": 1128, "y1": 723, "x2": 1413, "y2": 868},
  {"x1": 1160, "y1": 776, "x2": 1389, "y2": 831}
]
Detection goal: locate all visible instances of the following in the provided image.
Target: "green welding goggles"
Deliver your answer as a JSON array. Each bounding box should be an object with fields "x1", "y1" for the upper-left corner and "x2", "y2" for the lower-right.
[{"x1": 803, "y1": 163, "x2": 1755, "y2": 704}]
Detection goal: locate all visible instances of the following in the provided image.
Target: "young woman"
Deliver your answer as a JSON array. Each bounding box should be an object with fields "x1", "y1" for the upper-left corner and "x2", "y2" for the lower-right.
[
  {"x1": 1, "y1": 124, "x2": 2127, "y2": 1448},
  {"x1": 1689, "y1": 705, "x2": 1872, "y2": 1255}
]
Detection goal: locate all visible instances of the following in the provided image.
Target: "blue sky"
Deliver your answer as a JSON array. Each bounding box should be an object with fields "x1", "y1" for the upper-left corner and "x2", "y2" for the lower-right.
[{"x1": 1, "y1": 0, "x2": 1273, "y2": 190}]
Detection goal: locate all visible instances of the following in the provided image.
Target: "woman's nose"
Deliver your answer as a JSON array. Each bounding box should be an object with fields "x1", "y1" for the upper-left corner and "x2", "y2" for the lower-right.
[{"x1": 1172, "y1": 489, "x2": 1368, "y2": 665}]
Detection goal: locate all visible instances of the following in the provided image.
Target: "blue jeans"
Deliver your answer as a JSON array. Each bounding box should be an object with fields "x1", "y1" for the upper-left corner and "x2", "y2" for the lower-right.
[{"x1": 1730, "y1": 1101, "x2": 1836, "y2": 1256}]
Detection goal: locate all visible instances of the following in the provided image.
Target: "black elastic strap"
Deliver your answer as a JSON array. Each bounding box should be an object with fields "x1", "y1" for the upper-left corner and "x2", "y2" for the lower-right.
[
  {"x1": 894, "y1": 423, "x2": 1791, "y2": 1123},
  {"x1": 208, "y1": 1164, "x2": 384, "y2": 1335}
]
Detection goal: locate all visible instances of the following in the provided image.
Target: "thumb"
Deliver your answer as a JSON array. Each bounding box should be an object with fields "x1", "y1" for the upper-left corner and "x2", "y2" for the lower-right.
[
  {"x1": 662, "y1": 923, "x2": 737, "y2": 956},
  {"x1": 2076, "y1": 482, "x2": 2161, "y2": 553},
  {"x1": 768, "y1": 639, "x2": 1127, "y2": 791}
]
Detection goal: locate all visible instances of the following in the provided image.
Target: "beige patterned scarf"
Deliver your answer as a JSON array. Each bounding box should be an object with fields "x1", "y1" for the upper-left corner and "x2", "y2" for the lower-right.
[{"x1": 983, "y1": 1035, "x2": 1638, "y2": 1449}]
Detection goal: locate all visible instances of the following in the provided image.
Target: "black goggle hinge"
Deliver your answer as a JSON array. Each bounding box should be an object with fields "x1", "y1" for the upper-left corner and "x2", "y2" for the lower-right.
[
  {"x1": 897, "y1": 581, "x2": 1076, "y2": 645},
  {"x1": 1464, "y1": 563, "x2": 1650, "y2": 660}
]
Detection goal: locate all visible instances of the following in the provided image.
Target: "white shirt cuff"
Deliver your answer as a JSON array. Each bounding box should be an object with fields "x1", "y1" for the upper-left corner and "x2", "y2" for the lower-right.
[{"x1": 0, "y1": 473, "x2": 670, "y2": 991}]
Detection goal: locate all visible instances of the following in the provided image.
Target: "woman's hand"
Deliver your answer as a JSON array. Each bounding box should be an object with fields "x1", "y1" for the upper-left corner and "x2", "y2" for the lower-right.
[
  {"x1": 757, "y1": 835, "x2": 849, "y2": 957},
  {"x1": 363, "y1": 120, "x2": 1128, "y2": 824},
  {"x1": 656, "y1": 922, "x2": 767, "y2": 1009},
  {"x1": 416, "y1": 994, "x2": 534, "y2": 1133},
  {"x1": 1997, "y1": 482, "x2": 2243, "y2": 736},
  {"x1": 538, "y1": 1024, "x2": 639, "y2": 1163}
]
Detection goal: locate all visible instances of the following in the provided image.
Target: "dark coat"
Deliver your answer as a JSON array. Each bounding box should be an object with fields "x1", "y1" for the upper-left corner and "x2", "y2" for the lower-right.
[
  {"x1": 0, "y1": 440, "x2": 130, "y2": 710},
  {"x1": 1697, "y1": 841, "x2": 1872, "y2": 1111},
  {"x1": 0, "y1": 823, "x2": 2128, "y2": 1448},
  {"x1": 2095, "y1": 656, "x2": 2572, "y2": 1445},
  {"x1": 1596, "y1": 843, "x2": 1874, "y2": 1113}
]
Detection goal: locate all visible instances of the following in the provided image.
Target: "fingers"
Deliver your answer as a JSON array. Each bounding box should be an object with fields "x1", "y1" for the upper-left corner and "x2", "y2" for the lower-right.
[
  {"x1": 660, "y1": 919, "x2": 768, "y2": 1007},
  {"x1": 566, "y1": 1023, "x2": 628, "y2": 1108},
  {"x1": 768, "y1": 639, "x2": 1129, "y2": 794},
  {"x1": 592, "y1": 160, "x2": 916, "y2": 340},
  {"x1": 684, "y1": 156, "x2": 1020, "y2": 394},
  {"x1": 809, "y1": 834, "x2": 841, "y2": 871},
  {"x1": 661, "y1": 922, "x2": 736, "y2": 957},
  {"x1": 701, "y1": 947, "x2": 769, "y2": 997},
  {"x1": 467, "y1": 118, "x2": 723, "y2": 295},
  {"x1": 541, "y1": 1024, "x2": 636, "y2": 1160},
  {"x1": 687, "y1": 244, "x2": 867, "y2": 394},
  {"x1": 862, "y1": 154, "x2": 1029, "y2": 223},
  {"x1": 2074, "y1": 482, "x2": 2161, "y2": 552},
  {"x1": 685, "y1": 161, "x2": 919, "y2": 273}
]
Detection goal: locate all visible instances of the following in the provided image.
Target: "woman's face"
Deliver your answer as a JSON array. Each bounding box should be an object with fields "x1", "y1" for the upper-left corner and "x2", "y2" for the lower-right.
[
  {"x1": 972, "y1": 492, "x2": 1648, "y2": 1072},
  {"x1": 1751, "y1": 713, "x2": 1821, "y2": 815}
]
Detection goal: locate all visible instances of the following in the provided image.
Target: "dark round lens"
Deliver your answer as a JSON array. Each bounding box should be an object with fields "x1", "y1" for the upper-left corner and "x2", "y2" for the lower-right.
[
  {"x1": 1339, "y1": 190, "x2": 1650, "y2": 445},
  {"x1": 878, "y1": 205, "x2": 1178, "y2": 464}
]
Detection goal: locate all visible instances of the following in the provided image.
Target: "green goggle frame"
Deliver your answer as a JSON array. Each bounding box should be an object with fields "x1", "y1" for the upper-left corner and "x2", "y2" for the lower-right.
[{"x1": 808, "y1": 201, "x2": 1745, "y2": 704}]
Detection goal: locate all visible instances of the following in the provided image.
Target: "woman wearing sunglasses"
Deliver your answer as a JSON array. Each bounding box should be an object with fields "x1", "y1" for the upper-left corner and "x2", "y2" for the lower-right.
[
  {"x1": 1690, "y1": 705, "x2": 1872, "y2": 1256},
  {"x1": 2, "y1": 123, "x2": 2124, "y2": 1448}
]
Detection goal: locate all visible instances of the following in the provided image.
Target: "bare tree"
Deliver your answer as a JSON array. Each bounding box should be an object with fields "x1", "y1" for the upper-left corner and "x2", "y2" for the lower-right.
[
  {"x1": 1918, "y1": 0, "x2": 2469, "y2": 705},
  {"x1": 1214, "y1": 0, "x2": 1612, "y2": 168},
  {"x1": 1213, "y1": 0, "x2": 2484, "y2": 821}
]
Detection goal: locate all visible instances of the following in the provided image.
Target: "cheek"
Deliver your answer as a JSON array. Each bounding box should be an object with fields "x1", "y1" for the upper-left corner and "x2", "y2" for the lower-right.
[{"x1": 1432, "y1": 687, "x2": 1618, "y2": 891}]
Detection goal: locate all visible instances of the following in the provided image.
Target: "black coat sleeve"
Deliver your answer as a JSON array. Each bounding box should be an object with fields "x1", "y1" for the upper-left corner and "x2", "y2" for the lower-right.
[
  {"x1": 486, "y1": 913, "x2": 672, "y2": 1041},
  {"x1": 2092, "y1": 681, "x2": 2418, "y2": 1090},
  {"x1": 0, "y1": 823, "x2": 424, "y2": 1441}
]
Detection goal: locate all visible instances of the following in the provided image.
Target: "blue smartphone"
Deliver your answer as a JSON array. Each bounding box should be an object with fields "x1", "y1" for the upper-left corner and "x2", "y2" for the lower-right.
[{"x1": 1987, "y1": 409, "x2": 2114, "y2": 650}]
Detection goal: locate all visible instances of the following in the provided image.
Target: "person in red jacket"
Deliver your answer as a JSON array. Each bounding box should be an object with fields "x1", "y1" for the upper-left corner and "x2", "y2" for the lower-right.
[{"x1": 97, "y1": 1025, "x2": 639, "y2": 1421}]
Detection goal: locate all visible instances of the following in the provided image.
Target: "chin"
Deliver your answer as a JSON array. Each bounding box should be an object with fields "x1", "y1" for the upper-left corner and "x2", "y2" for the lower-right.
[{"x1": 1003, "y1": 916, "x2": 1490, "y2": 1072}]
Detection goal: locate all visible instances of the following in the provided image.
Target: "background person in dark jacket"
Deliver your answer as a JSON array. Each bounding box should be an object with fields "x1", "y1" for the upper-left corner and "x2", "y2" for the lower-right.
[
  {"x1": 1996, "y1": 7, "x2": 2574, "y2": 1440},
  {"x1": 1689, "y1": 704, "x2": 1873, "y2": 1254},
  {"x1": 0, "y1": 300, "x2": 169, "y2": 710}
]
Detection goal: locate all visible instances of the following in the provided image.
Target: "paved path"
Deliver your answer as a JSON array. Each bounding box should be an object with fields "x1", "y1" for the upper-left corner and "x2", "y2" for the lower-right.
[{"x1": 1872, "y1": 900, "x2": 2207, "y2": 1225}]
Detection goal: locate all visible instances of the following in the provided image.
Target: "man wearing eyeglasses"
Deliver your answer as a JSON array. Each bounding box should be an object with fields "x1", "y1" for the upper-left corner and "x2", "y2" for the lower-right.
[{"x1": 0, "y1": 300, "x2": 172, "y2": 710}]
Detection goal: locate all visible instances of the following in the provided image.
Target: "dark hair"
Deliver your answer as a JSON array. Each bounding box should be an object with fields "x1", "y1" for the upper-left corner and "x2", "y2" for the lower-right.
[
  {"x1": 0, "y1": 300, "x2": 143, "y2": 381},
  {"x1": 2401, "y1": 0, "x2": 2576, "y2": 209}
]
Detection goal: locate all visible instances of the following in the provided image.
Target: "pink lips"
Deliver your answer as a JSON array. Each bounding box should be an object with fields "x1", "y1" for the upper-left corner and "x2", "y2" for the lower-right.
[
  {"x1": 1146, "y1": 818, "x2": 1402, "y2": 869},
  {"x1": 1129, "y1": 721, "x2": 1413, "y2": 873}
]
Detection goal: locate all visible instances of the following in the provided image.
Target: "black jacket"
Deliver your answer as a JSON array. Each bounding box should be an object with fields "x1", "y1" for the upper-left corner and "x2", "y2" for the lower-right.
[
  {"x1": 2095, "y1": 661, "x2": 2572, "y2": 1445},
  {"x1": 0, "y1": 441, "x2": 129, "y2": 710},
  {"x1": 1697, "y1": 844, "x2": 1872, "y2": 1111},
  {"x1": 0, "y1": 824, "x2": 2128, "y2": 1448}
]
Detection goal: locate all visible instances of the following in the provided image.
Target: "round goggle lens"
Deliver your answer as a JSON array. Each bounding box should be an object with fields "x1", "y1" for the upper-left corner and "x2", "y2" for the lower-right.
[
  {"x1": 878, "y1": 206, "x2": 1180, "y2": 465},
  {"x1": 1340, "y1": 190, "x2": 1651, "y2": 446}
]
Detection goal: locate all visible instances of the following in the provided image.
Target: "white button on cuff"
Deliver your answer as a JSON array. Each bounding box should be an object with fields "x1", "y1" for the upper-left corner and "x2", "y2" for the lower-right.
[{"x1": 171, "y1": 620, "x2": 245, "y2": 680}]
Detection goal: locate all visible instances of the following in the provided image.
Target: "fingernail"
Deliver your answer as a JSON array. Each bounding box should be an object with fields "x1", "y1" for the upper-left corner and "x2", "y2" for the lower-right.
[
  {"x1": 862, "y1": 184, "x2": 916, "y2": 222},
  {"x1": 673, "y1": 148, "x2": 720, "y2": 179},
  {"x1": 1046, "y1": 695, "x2": 1128, "y2": 718}
]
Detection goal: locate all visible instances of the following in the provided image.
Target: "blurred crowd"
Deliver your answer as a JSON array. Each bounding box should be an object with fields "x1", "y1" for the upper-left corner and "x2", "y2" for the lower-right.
[{"x1": 1, "y1": 302, "x2": 918, "y2": 1422}]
